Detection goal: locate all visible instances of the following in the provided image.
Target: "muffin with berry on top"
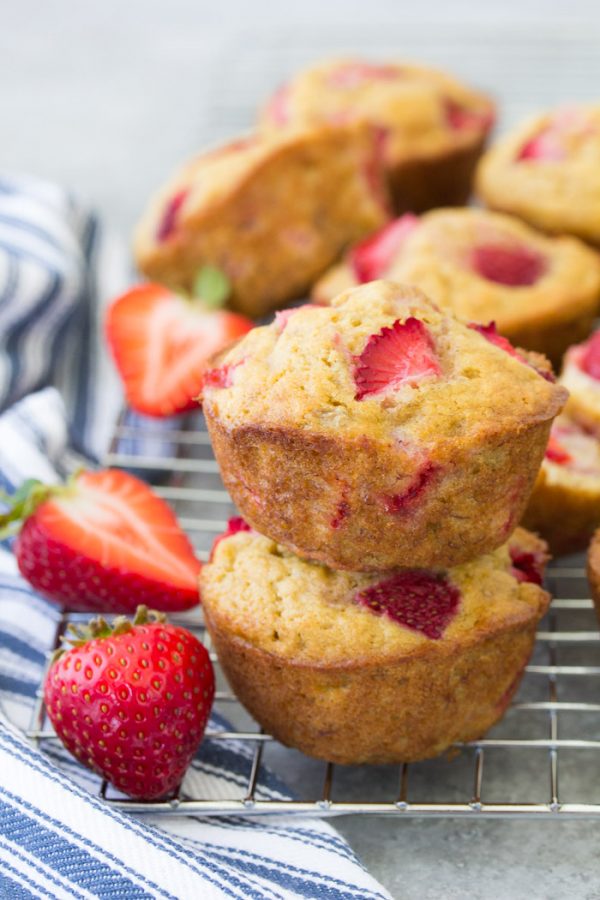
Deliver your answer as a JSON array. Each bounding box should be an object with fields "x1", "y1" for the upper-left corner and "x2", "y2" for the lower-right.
[
  {"x1": 201, "y1": 521, "x2": 549, "y2": 765},
  {"x1": 201, "y1": 280, "x2": 567, "y2": 571},
  {"x1": 313, "y1": 208, "x2": 600, "y2": 365},
  {"x1": 260, "y1": 58, "x2": 494, "y2": 213},
  {"x1": 522, "y1": 416, "x2": 600, "y2": 556},
  {"x1": 476, "y1": 106, "x2": 600, "y2": 246},
  {"x1": 560, "y1": 331, "x2": 600, "y2": 435},
  {"x1": 134, "y1": 125, "x2": 389, "y2": 319}
]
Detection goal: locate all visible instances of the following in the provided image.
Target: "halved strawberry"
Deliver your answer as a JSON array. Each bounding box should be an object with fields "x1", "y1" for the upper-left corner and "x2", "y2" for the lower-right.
[
  {"x1": 355, "y1": 570, "x2": 461, "y2": 639},
  {"x1": 471, "y1": 243, "x2": 547, "y2": 287},
  {"x1": 0, "y1": 470, "x2": 201, "y2": 613},
  {"x1": 106, "y1": 270, "x2": 253, "y2": 418},
  {"x1": 545, "y1": 435, "x2": 572, "y2": 465},
  {"x1": 354, "y1": 317, "x2": 441, "y2": 400},
  {"x1": 579, "y1": 331, "x2": 600, "y2": 381},
  {"x1": 350, "y1": 214, "x2": 419, "y2": 283}
]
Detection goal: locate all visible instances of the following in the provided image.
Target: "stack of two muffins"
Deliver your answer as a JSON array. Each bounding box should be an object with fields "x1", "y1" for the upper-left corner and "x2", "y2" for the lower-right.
[{"x1": 200, "y1": 281, "x2": 567, "y2": 765}]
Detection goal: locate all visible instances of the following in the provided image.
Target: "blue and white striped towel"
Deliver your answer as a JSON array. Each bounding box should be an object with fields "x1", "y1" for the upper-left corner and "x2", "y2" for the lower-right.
[{"x1": 0, "y1": 176, "x2": 391, "y2": 899}]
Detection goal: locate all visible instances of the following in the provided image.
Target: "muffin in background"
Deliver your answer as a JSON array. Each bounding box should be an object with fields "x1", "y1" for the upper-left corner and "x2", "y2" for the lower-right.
[
  {"x1": 476, "y1": 105, "x2": 600, "y2": 246},
  {"x1": 134, "y1": 125, "x2": 389, "y2": 318},
  {"x1": 260, "y1": 58, "x2": 495, "y2": 213},
  {"x1": 313, "y1": 208, "x2": 600, "y2": 366}
]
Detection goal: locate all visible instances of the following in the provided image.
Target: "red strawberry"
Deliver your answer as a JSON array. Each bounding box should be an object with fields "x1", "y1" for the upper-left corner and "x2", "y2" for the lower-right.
[
  {"x1": 106, "y1": 271, "x2": 253, "y2": 418},
  {"x1": 509, "y1": 546, "x2": 546, "y2": 585},
  {"x1": 579, "y1": 331, "x2": 600, "y2": 381},
  {"x1": 518, "y1": 129, "x2": 566, "y2": 162},
  {"x1": 156, "y1": 189, "x2": 188, "y2": 242},
  {"x1": 545, "y1": 435, "x2": 572, "y2": 465},
  {"x1": 444, "y1": 98, "x2": 494, "y2": 132},
  {"x1": 350, "y1": 214, "x2": 419, "y2": 282},
  {"x1": 382, "y1": 461, "x2": 438, "y2": 514},
  {"x1": 209, "y1": 516, "x2": 251, "y2": 561},
  {"x1": 44, "y1": 607, "x2": 215, "y2": 800},
  {"x1": 468, "y1": 321, "x2": 555, "y2": 382},
  {"x1": 355, "y1": 570, "x2": 460, "y2": 639},
  {"x1": 0, "y1": 470, "x2": 201, "y2": 614},
  {"x1": 353, "y1": 317, "x2": 441, "y2": 400},
  {"x1": 265, "y1": 83, "x2": 291, "y2": 125},
  {"x1": 471, "y1": 243, "x2": 546, "y2": 287}
]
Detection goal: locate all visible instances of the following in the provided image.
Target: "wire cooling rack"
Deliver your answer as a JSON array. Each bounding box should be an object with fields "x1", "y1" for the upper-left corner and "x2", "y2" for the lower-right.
[{"x1": 26, "y1": 411, "x2": 600, "y2": 818}]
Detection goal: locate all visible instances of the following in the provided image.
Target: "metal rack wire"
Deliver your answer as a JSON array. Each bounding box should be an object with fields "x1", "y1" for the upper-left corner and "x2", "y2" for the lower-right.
[{"x1": 26, "y1": 411, "x2": 600, "y2": 818}]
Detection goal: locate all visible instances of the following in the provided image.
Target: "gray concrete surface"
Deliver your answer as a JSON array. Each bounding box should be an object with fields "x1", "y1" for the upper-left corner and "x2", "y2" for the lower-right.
[{"x1": 2, "y1": 3, "x2": 600, "y2": 897}]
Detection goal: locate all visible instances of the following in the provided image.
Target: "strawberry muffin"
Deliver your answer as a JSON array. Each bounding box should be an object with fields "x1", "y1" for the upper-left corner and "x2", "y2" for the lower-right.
[
  {"x1": 313, "y1": 209, "x2": 600, "y2": 365},
  {"x1": 201, "y1": 281, "x2": 567, "y2": 571},
  {"x1": 522, "y1": 416, "x2": 600, "y2": 555},
  {"x1": 133, "y1": 126, "x2": 388, "y2": 318},
  {"x1": 201, "y1": 522, "x2": 549, "y2": 764},
  {"x1": 560, "y1": 331, "x2": 600, "y2": 435},
  {"x1": 476, "y1": 106, "x2": 600, "y2": 246},
  {"x1": 260, "y1": 58, "x2": 495, "y2": 214}
]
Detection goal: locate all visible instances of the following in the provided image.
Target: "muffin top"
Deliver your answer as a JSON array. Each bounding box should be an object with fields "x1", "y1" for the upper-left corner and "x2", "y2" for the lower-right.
[
  {"x1": 201, "y1": 523, "x2": 548, "y2": 666},
  {"x1": 315, "y1": 209, "x2": 600, "y2": 330},
  {"x1": 260, "y1": 58, "x2": 494, "y2": 160},
  {"x1": 134, "y1": 123, "x2": 384, "y2": 262},
  {"x1": 386, "y1": 209, "x2": 600, "y2": 329},
  {"x1": 201, "y1": 281, "x2": 567, "y2": 449},
  {"x1": 476, "y1": 106, "x2": 600, "y2": 243}
]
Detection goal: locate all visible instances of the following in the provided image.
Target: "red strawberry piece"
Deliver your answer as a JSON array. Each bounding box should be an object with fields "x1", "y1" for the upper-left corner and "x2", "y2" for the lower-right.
[
  {"x1": 44, "y1": 607, "x2": 215, "y2": 800},
  {"x1": 328, "y1": 61, "x2": 400, "y2": 89},
  {"x1": 545, "y1": 435, "x2": 572, "y2": 465},
  {"x1": 156, "y1": 190, "x2": 188, "y2": 242},
  {"x1": 355, "y1": 570, "x2": 460, "y2": 639},
  {"x1": 265, "y1": 83, "x2": 291, "y2": 125},
  {"x1": 202, "y1": 361, "x2": 240, "y2": 393},
  {"x1": 518, "y1": 129, "x2": 566, "y2": 162},
  {"x1": 468, "y1": 321, "x2": 555, "y2": 383},
  {"x1": 516, "y1": 109, "x2": 590, "y2": 162},
  {"x1": 444, "y1": 99, "x2": 494, "y2": 132},
  {"x1": 210, "y1": 516, "x2": 251, "y2": 560},
  {"x1": 471, "y1": 243, "x2": 547, "y2": 287},
  {"x1": 1, "y1": 470, "x2": 201, "y2": 614},
  {"x1": 509, "y1": 546, "x2": 545, "y2": 586},
  {"x1": 382, "y1": 461, "x2": 438, "y2": 514},
  {"x1": 354, "y1": 317, "x2": 441, "y2": 400},
  {"x1": 350, "y1": 214, "x2": 419, "y2": 282},
  {"x1": 579, "y1": 331, "x2": 600, "y2": 381},
  {"x1": 106, "y1": 281, "x2": 253, "y2": 418}
]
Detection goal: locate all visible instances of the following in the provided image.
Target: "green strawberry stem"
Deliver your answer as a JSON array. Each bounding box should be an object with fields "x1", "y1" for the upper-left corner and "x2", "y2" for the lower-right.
[
  {"x1": 191, "y1": 265, "x2": 231, "y2": 310},
  {"x1": 53, "y1": 605, "x2": 167, "y2": 661},
  {"x1": 0, "y1": 472, "x2": 83, "y2": 539}
]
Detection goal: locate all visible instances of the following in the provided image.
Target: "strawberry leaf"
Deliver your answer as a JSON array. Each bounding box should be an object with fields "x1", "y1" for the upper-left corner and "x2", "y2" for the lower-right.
[{"x1": 193, "y1": 265, "x2": 231, "y2": 309}]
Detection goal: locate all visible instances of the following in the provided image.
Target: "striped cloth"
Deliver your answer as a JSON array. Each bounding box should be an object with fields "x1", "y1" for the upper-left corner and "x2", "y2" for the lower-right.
[{"x1": 0, "y1": 176, "x2": 391, "y2": 899}]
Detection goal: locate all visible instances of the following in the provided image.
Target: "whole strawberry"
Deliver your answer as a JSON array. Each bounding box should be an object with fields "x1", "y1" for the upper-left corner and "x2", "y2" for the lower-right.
[
  {"x1": 0, "y1": 469, "x2": 201, "y2": 614},
  {"x1": 44, "y1": 607, "x2": 215, "y2": 799}
]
